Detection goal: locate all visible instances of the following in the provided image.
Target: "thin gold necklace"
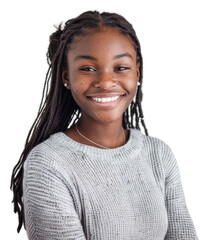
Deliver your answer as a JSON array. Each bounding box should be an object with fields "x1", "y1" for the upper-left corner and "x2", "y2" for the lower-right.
[{"x1": 75, "y1": 123, "x2": 125, "y2": 149}]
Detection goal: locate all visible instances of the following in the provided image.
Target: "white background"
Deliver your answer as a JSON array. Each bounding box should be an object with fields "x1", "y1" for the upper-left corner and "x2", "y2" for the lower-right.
[{"x1": 1, "y1": 0, "x2": 205, "y2": 239}]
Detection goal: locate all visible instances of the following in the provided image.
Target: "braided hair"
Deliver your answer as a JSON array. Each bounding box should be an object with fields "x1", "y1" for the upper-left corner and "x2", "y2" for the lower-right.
[{"x1": 10, "y1": 10, "x2": 149, "y2": 233}]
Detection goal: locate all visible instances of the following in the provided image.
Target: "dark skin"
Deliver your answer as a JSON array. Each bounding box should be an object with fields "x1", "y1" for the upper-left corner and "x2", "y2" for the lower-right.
[{"x1": 62, "y1": 27, "x2": 140, "y2": 149}]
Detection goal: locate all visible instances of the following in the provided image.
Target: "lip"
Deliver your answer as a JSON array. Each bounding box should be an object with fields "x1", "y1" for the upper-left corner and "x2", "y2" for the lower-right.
[
  {"x1": 87, "y1": 92, "x2": 126, "y2": 98},
  {"x1": 87, "y1": 94, "x2": 124, "y2": 109}
]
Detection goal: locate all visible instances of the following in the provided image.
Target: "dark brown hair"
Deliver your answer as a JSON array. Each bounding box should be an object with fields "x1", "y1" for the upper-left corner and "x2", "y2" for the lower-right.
[{"x1": 10, "y1": 10, "x2": 149, "y2": 233}]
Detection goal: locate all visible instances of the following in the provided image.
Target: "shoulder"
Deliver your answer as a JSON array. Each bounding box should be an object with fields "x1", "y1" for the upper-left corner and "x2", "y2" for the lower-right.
[
  {"x1": 133, "y1": 130, "x2": 181, "y2": 186},
  {"x1": 23, "y1": 132, "x2": 75, "y2": 176},
  {"x1": 131, "y1": 128, "x2": 173, "y2": 155},
  {"x1": 132, "y1": 129, "x2": 178, "y2": 172},
  {"x1": 23, "y1": 133, "x2": 81, "y2": 198}
]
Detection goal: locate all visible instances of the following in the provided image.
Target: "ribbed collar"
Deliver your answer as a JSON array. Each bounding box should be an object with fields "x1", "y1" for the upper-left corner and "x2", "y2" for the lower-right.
[{"x1": 49, "y1": 128, "x2": 144, "y2": 162}]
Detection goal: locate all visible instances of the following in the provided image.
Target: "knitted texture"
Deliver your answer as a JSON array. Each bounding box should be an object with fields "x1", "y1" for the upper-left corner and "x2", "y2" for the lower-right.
[{"x1": 23, "y1": 129, "x2": 198, "y2": 240}]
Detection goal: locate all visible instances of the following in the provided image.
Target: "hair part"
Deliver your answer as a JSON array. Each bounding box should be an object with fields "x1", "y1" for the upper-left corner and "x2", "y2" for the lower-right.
[{"x1": 10, "y1": 10, "x2": 149, "y2": 233}]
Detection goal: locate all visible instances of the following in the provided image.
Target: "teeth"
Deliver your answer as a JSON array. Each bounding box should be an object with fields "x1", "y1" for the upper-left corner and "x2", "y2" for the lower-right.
[{"x1": 92, "y1": 96, "x2": 120, "y2": 103}]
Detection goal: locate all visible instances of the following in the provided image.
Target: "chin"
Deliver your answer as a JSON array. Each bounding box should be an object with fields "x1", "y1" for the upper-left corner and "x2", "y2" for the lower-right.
[{"x1": 92, "y1": 113, "x2": 123, "y2": 125}]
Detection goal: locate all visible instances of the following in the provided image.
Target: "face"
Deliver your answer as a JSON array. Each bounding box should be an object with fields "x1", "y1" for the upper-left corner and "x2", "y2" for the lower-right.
[{"x1": 63, "y1": 27, "x2": 140, "y2": 125}]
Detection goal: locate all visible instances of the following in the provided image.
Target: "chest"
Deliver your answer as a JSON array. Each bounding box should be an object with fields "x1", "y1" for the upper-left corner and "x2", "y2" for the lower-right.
[{"x1": 72, "y1": 158, "x2": 168, "y2": 239}]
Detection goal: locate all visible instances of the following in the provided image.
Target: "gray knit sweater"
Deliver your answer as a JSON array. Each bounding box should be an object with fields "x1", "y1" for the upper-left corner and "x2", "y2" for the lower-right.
[{"x1": 23, "y1": 128, "x2": 198, "y2": 240}]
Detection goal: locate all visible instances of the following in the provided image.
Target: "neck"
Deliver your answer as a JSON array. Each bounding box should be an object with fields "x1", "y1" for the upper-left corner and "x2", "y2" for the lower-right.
[{"x1": 76, "y1": 117, "x2": 126, "y2": 149}]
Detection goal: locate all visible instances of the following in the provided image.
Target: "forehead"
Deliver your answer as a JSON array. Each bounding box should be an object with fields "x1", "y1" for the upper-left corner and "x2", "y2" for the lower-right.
[{"x1": 67, "y1": 27, "x2": 136, "y2": 59}]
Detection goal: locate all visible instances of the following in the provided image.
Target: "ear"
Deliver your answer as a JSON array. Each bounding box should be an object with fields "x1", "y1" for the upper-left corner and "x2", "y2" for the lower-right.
[
  {"x1": 136, "y1": 63, "x2": 141, "y2": 88},
  {"x1": 62, "y1": 69, "x2": 70, "y2": 89},
  {"x1": 136, "y1": 62, "x2": 140, "y2": 81}
]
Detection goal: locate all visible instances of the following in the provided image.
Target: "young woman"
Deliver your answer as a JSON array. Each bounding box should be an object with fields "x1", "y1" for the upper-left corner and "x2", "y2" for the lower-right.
[{"x1": 11, "y1": 10, "x2": 198, "y2": 239}]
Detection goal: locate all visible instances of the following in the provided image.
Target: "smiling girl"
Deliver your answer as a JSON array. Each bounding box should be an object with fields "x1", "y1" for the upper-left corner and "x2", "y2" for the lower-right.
[{"x1": 11, "y1": 10, "x2": 198, "y2": 239}]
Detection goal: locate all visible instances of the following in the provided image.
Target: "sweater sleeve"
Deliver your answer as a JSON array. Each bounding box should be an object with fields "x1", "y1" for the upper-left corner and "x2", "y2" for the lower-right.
[
  {"x1": 161, "y1": 142, "x2": 198, "y2": 240},
  {"x1": 23, "y1": 146, "x2": 87, "y2": 240}
]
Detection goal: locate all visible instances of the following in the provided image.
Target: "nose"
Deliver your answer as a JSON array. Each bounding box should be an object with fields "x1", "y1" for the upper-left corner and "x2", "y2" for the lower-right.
[{"x1": 93, "y1": 70, "x2": 116, "y2": 90}]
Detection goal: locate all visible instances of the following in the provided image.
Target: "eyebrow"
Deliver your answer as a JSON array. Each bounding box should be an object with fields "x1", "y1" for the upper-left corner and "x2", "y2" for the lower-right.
[{"x1": 74, "y1": 53, "x2": 133, "y2": 62}]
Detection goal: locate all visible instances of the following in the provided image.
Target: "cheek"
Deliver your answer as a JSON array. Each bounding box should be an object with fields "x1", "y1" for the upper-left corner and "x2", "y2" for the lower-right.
[
  {"x1": 70, "y1": 77, "x2": 88, "y2": 93},
  {"x1": 122, "y1": 75, "x2": 138, "y2": 93},
  {"x1": 69, "y1": 78, "x2": 91, "y2": 107},
  {"x1": 127, "y1": 81, "x2": 137, "y2": 92}
]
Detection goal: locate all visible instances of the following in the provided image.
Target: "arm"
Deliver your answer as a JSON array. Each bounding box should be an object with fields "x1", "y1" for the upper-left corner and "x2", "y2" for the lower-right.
[
  {"x1": 162, "y1": 143, "x2": 198, "y2": 239},
  {"x1": 23, "y1": 147, "x2": 87, "y2": 240}
]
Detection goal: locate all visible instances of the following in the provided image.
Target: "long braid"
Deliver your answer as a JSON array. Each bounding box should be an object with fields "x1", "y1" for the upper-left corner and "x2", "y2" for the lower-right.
[{"x1": 10, "y1": 10, "x2": 149, "y2": 233}]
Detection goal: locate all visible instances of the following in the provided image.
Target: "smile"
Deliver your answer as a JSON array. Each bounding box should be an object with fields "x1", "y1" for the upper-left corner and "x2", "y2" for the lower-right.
[
  {"x1": 87, "y1": 94, "x2": 125, "y2": 108},
  {"x1": 91, "y1": 96, "x2": 120, "y2": 103}
]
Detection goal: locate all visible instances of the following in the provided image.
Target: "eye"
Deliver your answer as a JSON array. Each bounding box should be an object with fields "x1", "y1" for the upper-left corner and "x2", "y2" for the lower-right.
[
  {"x1": 79, "y1": 67, "x2": 96, "y2": 72},
  {"x1": 115, "y1": 66, "x2": 130, "y2": 71}
]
